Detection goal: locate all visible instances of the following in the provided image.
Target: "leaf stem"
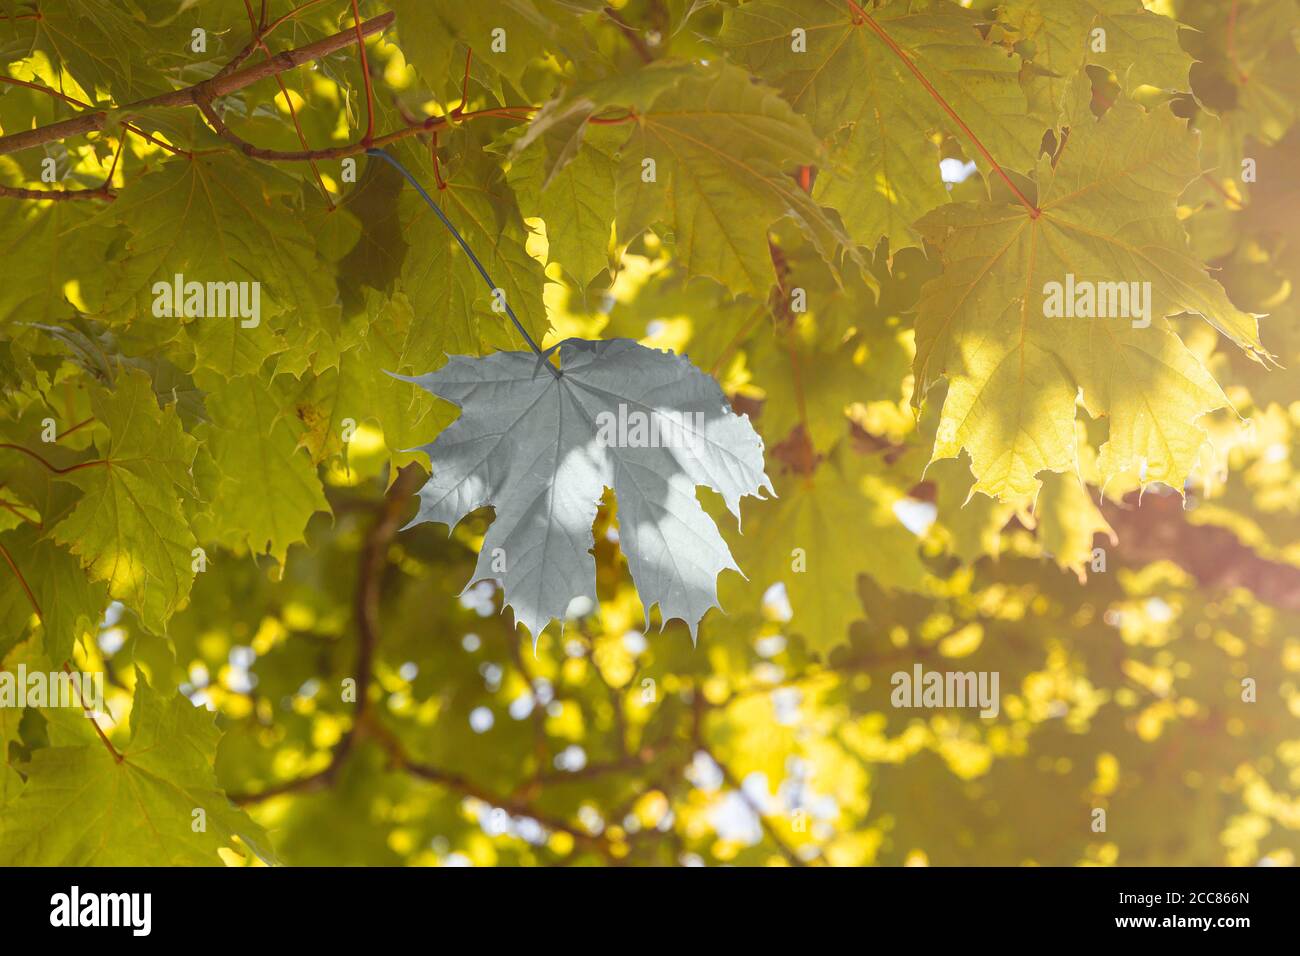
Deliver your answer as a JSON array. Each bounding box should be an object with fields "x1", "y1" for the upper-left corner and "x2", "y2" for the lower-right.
[{"x1": 366, "y1": 147, "x2": 559, "y2": 375}]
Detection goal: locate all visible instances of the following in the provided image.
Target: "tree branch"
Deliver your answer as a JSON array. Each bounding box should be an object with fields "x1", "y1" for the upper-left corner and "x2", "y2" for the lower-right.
[
  {"x1": 603, "y1": 6, "x2": 654, "y2": 63},
  {"x1": 228, "y1": 461, "x2": 423, "y2": 803},
  {"x1": 1102, "y1": 492, "x2": 1300, "y2": 612},
  {"x1": 196, "y1": 94, "x2": 532, "y2": 162},
  {"x1": 0, "y1": 11, "x2": 396, "y2": 157}
]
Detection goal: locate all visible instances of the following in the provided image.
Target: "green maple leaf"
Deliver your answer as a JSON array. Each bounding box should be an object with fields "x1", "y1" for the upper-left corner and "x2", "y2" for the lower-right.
[
  {"x1": 6, "y1": 0, "x2": 167, "y2": 103},
  {"x1": 722, "y1": 0, "x2": 1042, "y2": 251},
  {"x1": 523, "y1": 61, "x2": 852, "y2": 297},
  {"x1": 748, "y1": 248, "x2": 909, "y2": 453},
  {"x1": 0, "y1": 484, "x2": 36, "y2": 533},
  {"x1": 289, "y1": 291, "x2": 448, "y2": 469},
  {"x1": 1033, "y1": 471, "x2": 1115, "y2": 580},
  {"x1": 289, "y1": 350, "x2": 449, "y2": 473},
  {"x1": 751, "y1": 333, "x2": 863, "y2": 454},
  {"x1": 914, "y1": 80, "x2": 1270, "y2": 500},
  {"x1": 1001, "y1": 0, "x2": 1192, "y2": 116},
  {"x1": 723, "y1": 448, "x2": 926, "y2": 653},
  {"x1": 0, "y1": 671, "x2": 276, "y2": 865},
  {"x1": 0, "y1": 202, "x2": 113, "y2": 329},
  {"x1": 925, "y1": 455, "x2": 1015, "y2": 563},
  {"x1": 91, "y1": 153, "x2": 345, "y2": 345},
  {"x1": 1182, "y1": 0, "x2": 1300, "y2": 168},
  {"x1": 508, "y1": 122, "x2": 622, "y2": 285},
  {"x1": 0, "y1": 640, "x2": 41, "y2": 809},
  {"x1": 198, "y1": 371, "x2": 329, "y2": 564},
  {"x1": 619, "y1": 61, "x2": 852, "y2": 297},
  {"x1": 391, "y1": 0, "x2": 592, "y2": 99},
  {"x1": 0, "y1": 525, "x2": 108, "y2": 663},
  {"x1": 50, "y1": 370, "x2": 198, "y2": 632}
]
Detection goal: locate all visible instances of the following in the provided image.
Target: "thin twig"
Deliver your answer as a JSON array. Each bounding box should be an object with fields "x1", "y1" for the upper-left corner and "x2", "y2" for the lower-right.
[
  {"x1": 240, "y1": 0, "x2": 334, "y2": 207},
  {"x1": 229, "y1": 464, "x2": 424, "y2": 801},
  {"x1": 0, "y1": 443, "x2": 108, "y2": 474},
  {"x1": 349, "y1": 0, "x2": 377, "y2": 145},
  {"x1": 0, "y1": 541, "x2": 40, "y2": 619},
  {"x1": 603, "y1": 6, "x2": 653, "y2": 63}
]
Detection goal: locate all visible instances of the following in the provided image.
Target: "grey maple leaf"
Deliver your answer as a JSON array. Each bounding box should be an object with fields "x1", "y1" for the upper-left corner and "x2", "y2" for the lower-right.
[{"x1": 397, "y1": 338, "x2": 774, "y2": 641}]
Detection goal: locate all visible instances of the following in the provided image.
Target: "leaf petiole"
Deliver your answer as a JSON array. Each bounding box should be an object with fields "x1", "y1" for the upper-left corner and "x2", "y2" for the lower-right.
[{"x1": 366, "y1": 147, "x2": 561, "y2": 378}]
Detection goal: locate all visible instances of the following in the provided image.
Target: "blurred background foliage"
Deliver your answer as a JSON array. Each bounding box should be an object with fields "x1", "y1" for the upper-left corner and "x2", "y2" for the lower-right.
[{"x1": 1, "y1": 0, "x2": 1299, "y2": 865}]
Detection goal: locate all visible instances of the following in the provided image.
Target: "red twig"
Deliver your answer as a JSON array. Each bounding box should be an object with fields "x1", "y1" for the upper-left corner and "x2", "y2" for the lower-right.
[
  {"x1": 196, "y1": 100, "x2": 537, "y2": 163},
  {"x1": 0, "y1": 541, "x2": 40, "y2": 619},
  {"x1": 1201, "y1": 173, "x2": 1244, "y2": 210},
  {"x1": 102, "y1": 129, "x2": 128, "y2": 185},
  {"x1": 58, "y1": 417, "x2": 96, "y2": 440},
  {"x1": 240, "y1": 0, "x2": 334, "y2": 208},
  {"x1": 0, "y1": 496, "x2": 40, "y2": 530},
  {"x1": 588, "y1": 109, "x2": 639, "y2": 125},
  {"x1": 264, "y1": 0, "x2": 331, "y2": 36},
  {"x1": 1226, "y1": 0, "x2": 1250, "y2": 84},
  {"x1": 0, "y1": 443, "x2": 108, "y2": 474},
  {"x1": 350, "y1": 0, "x2": 376, "y2": 145},
  {"x1": 457, "y1": 48, "x2": 474, "y2": 115},
  {"x1": 62, "y1": 662, "x2": 123, "y2": 762}
]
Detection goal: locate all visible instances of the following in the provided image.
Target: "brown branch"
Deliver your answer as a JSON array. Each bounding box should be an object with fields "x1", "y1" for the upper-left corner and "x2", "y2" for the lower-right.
[
  {"x1": 226, "y1": 466, "x2": 616, "y2": 857},
  {"x1": 684, "y1": 689, "x2": 809, "y2": 865},
  {"x1": 388, "y1": 745, "x2": 615, "y2": 854},
  {"x1": 535, "y1": 745, "x2": 670, "y2": 785},
  {"x1": 0, "y1": 11, "x2": 396, "y2": 157},
  {"x1": 196, "y1": 98, "x2": 534, "y2": 163},
  {"x1": 1226, "y1": 0, "x2": 1250, "y2": 84},
  {"x1": 1201, "y1": 172, "x2": 1245, "y2": 210},
  {"x1": 242, "y1": 469, "x2": 437, "y2": 785},
  {"x1": 603, "y1": 6, "x2": 654, "y2": 63},
  {"x1": 0, "y1": 76, "x2": 193, "y2": 158},
  {"x1": 228, "y1": 462, "x2": 424, "y2": 802},
  {"x1": 0, "y1": 183, "x2": 113, "y2": 201},
  {"x1": 1101, "y1": 492, "x2": 1300, "y2": 612}
]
